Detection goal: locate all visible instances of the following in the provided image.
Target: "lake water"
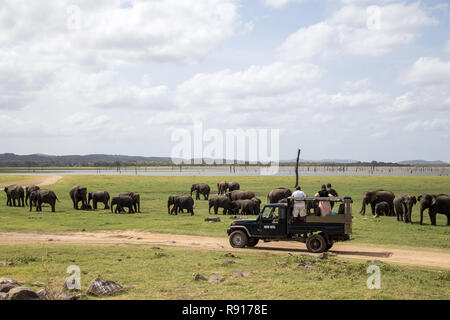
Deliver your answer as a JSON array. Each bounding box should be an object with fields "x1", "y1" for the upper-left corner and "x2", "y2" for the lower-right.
[{"x1": 2, "y1": 166, "x2": 449, "y2": 177}]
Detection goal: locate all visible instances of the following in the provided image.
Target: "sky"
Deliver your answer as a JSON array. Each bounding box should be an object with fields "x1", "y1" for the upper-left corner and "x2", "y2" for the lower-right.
[{"x1": 0, "y1": 0, "x2": 449, "y2": 162}]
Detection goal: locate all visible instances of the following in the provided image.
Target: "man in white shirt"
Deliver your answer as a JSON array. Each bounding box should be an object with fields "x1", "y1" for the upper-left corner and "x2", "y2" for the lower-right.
[{"x1": 291, "y1": 186, "x2": 307, "y2": 222}]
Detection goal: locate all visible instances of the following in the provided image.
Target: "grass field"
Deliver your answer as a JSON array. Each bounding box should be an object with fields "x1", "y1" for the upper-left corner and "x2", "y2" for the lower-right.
[
  {"x1": 0, "y1": 244, "x2": 448, "y2": 300},
  {"x1": 0, "y1": 175, "x2": 449, "y2": 250},
  {"x1": 1, "y1": 174, "x2": 449, "y2": 300}
]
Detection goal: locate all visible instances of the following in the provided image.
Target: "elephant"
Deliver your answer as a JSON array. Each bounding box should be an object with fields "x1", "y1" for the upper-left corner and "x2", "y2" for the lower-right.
[
  {"x1": 80, "y1": 203, "x2": 93, "y2": 210},
  {"x1": 29, "y1": 189, "x2": 58, "y2": 212},
  {"x1": 360, "y1": 190, "x2": 395, "y2": 216},
  {"x1": 217, "y1": 182, "x2": 229, "y2": 195},
  {"x1": 4, "y1": 185, "x2": 25, "y2": 207},
  {"x1": 394, "y1": 195, "x2": 417, "y2": 223},
  {"x1": 168, "y1": 195, "x2": 194, "y2": 216},
  {"x1": 208, "y1": 196, "x2": 233, "y2": 215},
  {"x1": 111, "y1": 196, "x2": 135, "y2": 214},
  {"x1": 228, "y1": 182, "x2": 240, "y2": 192},
  {"x1": 251, "y1": 197, "x2": 262, "y2": 215},
  {"x1": 190, "y1": 183, "x2": 211, "y2": 200},
  {"x1": 231, "y1": 199, "x2": 255, "y2": 215},
  {"x1": 268, "y1": 187, "x2": 292, "y2": 204},
  {"x1": 25, "y1": 185, "x2": 40, "y2": 206},
  {"x1": 69, "y1": 185, "x2": 88, "y2": 210},
  {"x1": 418, "y1": 194, "x2": 449, "y2": 226},
  {"x1": 375, "y1": 201, "x2": 390, "y2": 217},
  {"x1": 226, "y1": 190, "x2": 255, "y2": 201},
  {"x1": 118, "y1": 192, "x2": 140, "y2": 213},
  {"x1": 88, "y1": 190, "x2": 110, "y2": 210}
]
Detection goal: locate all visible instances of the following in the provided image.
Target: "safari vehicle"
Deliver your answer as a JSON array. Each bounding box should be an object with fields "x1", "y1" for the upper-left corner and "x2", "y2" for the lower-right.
[{"x1": 227, "y1": 197, "x2": 353, "y2": 253}]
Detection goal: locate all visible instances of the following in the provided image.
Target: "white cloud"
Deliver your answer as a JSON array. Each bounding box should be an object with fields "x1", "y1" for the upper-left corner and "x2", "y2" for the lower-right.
[
  {"x1": 399, "y1": 57, "x2": 450, "y2": 86},
  {"x1": 405, "y1": 119, "x2": 450, "y2": 132},
  {"x1": 279, "y1": 2, "x2": 437, "y2": 60},
  {"x1": 0, "y1": 0, "x2": 238, "y2": 65},
  {"x1": 176, "y1": 62, "x2": 322, "y2": 112},
  {"x1": 262, "y1": 0, "x2": 303, "y2": 9}
]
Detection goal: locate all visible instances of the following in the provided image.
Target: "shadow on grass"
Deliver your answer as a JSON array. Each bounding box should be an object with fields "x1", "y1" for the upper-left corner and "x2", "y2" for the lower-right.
[{"x1": 249, "y1": 246, "x2": 393, "y2": 258}]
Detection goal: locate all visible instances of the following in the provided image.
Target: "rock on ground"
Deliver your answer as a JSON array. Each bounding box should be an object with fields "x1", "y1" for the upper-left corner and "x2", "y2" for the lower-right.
[
  {"x1": 0, "y1": 278, "x2": 20, "y2": 286},
  {"x1": 7, "y1": 287, "x2": 40, "y2": 300},
  {"x1": 86, "y1": 278, "x2": 125, "y2": 297},
  {"x1": 0, "y1": 278, "x2": 21, "y2": 293},
  {"x1": 205, "y1": 217, "x2": 221, "y2": 223},
  {"x1": 208, "y1": 274, "x2": 226, "y2": 284},
  {"x1": 37, "y1": 289, "x2": 49, "y2": 300},
  {"x1": 222, "y1": 260, "x2": 236, "y2": 265},
  {"x1": 315, "y1": 253, "x2": 328, "y2": 260},
  {"x1": 57, "y1": 292, "x2": 81, "y2": 300},
  {"x1": 231, "y1": 271, "x2": 251, "y2": 279},
  {"x1": 32, "y1": 281, "x2": 46, "y2": 287},
  {"x1": 297, "y1": 261, "x2": 316, "y2": 269},
  {"x1": 192, "y1": 273, "x2": 207, "y2": 281}
]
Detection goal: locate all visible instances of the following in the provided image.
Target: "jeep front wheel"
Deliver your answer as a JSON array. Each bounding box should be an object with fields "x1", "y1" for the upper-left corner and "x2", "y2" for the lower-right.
[
  {"x1": 306, "y1": 234, "x2": 327, "y2": 253},
  {"x1": 229, "y1": 230, "x2": 248, "y2": 248}
]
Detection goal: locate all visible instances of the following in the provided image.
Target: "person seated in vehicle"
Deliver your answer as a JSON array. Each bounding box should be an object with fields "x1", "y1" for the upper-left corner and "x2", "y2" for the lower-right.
[
  {"x1": 315, "y1": 185, "x2": 333, "y2": 216},
  {"x1": 291, "y1": 186, "x2": 307, "y2": 222},
  {"x1": 327, "y1": 183, "x2": 338, "y2": 210}
]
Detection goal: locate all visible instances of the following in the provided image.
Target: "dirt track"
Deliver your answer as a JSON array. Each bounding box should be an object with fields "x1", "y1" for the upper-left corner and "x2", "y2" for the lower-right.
[
  {"x1": 36, "y1": 175, "x2": 63, "y2": 187},
  {"x1": 0, "y1": 230, "x2": 448, "y2": 269},
  {"x1": 0, "y1": 175, "x2": 63, "y2": 190}
]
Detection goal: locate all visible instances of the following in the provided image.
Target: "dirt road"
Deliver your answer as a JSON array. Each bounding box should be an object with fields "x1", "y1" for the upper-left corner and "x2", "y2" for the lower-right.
[
  {"x1": 36, "y1": 175, "x2": 63, "y2": 187},
  {"x1": 0, "y1": 230, "x2": 448, "y2": 269},
  {"x1": 0, "y1": 175, "x2": 63, "y2": 190}
]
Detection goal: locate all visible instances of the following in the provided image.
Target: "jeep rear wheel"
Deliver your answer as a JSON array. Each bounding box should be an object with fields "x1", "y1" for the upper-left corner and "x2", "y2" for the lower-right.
[
  {"x1": 229, "y1": 230, "x2": 248, "y2": 248},
  {"x1": 246, "y1": 238, "x2": 259, "y2": 247},
  {"x1": 306, "y1": 234, "x2": 327, "y2": 253}
]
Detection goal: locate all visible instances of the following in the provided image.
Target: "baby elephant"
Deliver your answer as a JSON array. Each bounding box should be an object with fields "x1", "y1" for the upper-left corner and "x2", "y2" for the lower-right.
[
  {"x1": 394, "y1": 194, "x2": 417, "y2": 223},
  {"x1": 29, "y1": 189, "x2": 59, "y2": 212},
  {"x1": 375, "y1": 202, "x2": 390, "y2": 217},
  {"x1": 111, "y1": 196, "x2": 135, "y2": 214}
]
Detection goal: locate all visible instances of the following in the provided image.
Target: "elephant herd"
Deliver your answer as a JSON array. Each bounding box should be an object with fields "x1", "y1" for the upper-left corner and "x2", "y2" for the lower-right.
[
  {"x1": 360, "y1": 190, "x2": 449, "y2": 226},
  {"x1": 3, "y1": 184, "x2": 59, "y2": 212},
  {"x1": 169, "y1": 181, "x2": 263, "y2": 216},
  {"x1": 3, "y1": 184, "x2": 141, "y2": 214},
  {"x1": 3, "y1": 181, "x2": 449, "y2": 226}
]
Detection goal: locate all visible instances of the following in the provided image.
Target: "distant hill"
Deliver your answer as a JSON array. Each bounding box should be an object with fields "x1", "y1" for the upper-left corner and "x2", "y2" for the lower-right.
[
  {"x1": 0, "y1": 153, "x2": 448, "y2": 167},
  {"x1": 0, "y1": 153, "x2": 171, "y2": 167},
  {"x1": 397, "y1": 160, "x2": 449, "y2": 166}
]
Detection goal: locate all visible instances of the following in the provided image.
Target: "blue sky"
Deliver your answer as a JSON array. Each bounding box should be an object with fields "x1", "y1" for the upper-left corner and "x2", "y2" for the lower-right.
[{"x1": 0, "y1": 0, "x2": 449, "y2": 162}]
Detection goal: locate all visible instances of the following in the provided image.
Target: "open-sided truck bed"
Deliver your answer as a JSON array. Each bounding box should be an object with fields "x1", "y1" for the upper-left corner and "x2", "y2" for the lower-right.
[{"x1": 227, "y1": 197, "x2": 353, "y2": 253}]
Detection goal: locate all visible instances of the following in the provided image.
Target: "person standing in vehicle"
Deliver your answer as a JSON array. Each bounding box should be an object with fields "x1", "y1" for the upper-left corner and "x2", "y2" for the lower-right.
[
  {"x1": 291, "y1": 186, "x2": 307, "y2": 222},
  {"x1": 315, "y1": 185, "x2": 333, "y2": 216},
  {"x1": 327, "y1": 183, "x2": 338, "y2": 209}
]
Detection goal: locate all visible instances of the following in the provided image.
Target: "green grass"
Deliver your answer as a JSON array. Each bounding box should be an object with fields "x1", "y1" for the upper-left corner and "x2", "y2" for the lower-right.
[
  {"x1": 0, "y1": 244, "x2": 448, "y2": 300},
  {"x1": 0, "y1": 175, "x2": 449, "y2": 250}
]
